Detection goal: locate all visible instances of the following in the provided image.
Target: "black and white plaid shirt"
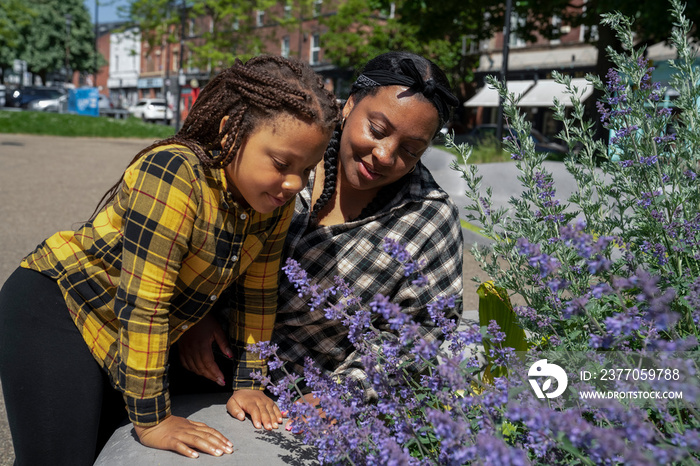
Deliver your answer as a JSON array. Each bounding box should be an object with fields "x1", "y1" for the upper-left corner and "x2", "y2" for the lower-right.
[{"x1": 271, "y1": 161, "x2": 464, "y2": 400}]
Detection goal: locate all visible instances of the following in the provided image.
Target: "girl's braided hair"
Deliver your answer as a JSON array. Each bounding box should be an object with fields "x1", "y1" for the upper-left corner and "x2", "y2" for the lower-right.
[
  {"x1": 92, "y1": 55, "x2": 340, "y2": 218},
  {"x1": 309, "y1": 51, "x2": 454, "y2": 222}
]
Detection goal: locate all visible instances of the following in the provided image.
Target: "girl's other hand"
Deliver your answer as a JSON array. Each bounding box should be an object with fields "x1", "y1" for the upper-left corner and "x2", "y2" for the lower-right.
[
  {"x1": 226, "y1": 389, "x2": 283, "y2": 431},
  {"x1": 285, "y1": 392, "x2": 323, "y2": 432},
  {"x1": 134, "y1": 415, "x2": 233, "y2": 458},
  {"x1": 177, "y1": 313, "x2": 232, "y2": 386}
]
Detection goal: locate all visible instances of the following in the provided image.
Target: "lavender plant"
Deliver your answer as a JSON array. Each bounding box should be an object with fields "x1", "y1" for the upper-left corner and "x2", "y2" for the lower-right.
[
  {"x1": 246, "y1": 2, "x2": 700, "y2": 464},
  {"x1": 459, "y1": 0, "x2": 700, "y2": 352}
]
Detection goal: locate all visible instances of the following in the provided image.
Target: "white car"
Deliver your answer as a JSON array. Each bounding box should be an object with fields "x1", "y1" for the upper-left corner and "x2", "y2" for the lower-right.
[{"x1": 129, "y1": 98, "x2": 173, "y2": 124}]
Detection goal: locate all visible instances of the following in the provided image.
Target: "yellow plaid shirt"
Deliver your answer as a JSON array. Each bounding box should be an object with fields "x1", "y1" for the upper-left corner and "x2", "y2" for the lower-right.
[{"x1": 21, "y1": 144, "x2": 293, "y2": 426}]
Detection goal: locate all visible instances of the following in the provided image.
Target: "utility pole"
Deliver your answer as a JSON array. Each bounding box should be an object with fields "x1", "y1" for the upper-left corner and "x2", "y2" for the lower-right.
[
  {"x1": 174, "y1": 0, "x2": 186, "y2": 131},
  {"x1": 65, "y1": 14, "x2": 72, "y2": 84},
  {"x1": 164, "y1": 35, "x2": 171, "y2": 125},
  {"x1": 496, "y1": 0, "x2": 513, "y2": 147},
  {"x1": 94, "y1": 0, "x2": 99, "y2": 87}
]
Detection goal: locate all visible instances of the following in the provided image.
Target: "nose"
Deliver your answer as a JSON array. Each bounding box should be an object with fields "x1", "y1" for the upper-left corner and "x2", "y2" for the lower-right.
[
  {"x1": 372, "y1": 141, "x2": 397, "y2": 167},
  {"x1": 282, "y1": 173, "x2": 304, "y2": 194}
]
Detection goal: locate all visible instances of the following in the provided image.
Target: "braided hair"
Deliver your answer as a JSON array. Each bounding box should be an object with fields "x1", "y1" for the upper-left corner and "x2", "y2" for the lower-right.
[
  {"x1": 309, "y1": 51, "x2": 456, "y2": 222},
  {"x1": 92, "y1": 55, "x2": 340, "y2": 219}
]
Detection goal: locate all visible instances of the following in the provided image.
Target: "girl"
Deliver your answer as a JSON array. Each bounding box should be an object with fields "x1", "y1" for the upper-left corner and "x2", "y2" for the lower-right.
[
  {"x1": 0, "y1": 55, "x2": 340, "y2": 464},
  {"x1": 178, "y1": 51, "x2": 464, "y2": 420}
]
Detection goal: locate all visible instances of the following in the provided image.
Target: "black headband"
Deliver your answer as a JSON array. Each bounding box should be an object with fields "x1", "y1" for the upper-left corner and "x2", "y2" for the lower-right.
[{"x1": 350, "y1": 58, "x2": 459, "y2": 124}]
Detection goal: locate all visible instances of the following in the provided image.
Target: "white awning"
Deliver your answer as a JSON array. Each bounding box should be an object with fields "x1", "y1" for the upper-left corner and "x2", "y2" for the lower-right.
[
  {"x1": 463, "y1": 80, "x2": 535, "y2": 107},
  {"x1": 516, "y1": 78, "x2": 594, "y2": 107}
]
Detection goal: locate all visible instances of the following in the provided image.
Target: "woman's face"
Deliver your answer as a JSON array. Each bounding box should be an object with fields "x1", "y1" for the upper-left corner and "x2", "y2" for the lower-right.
[{"x1": 338, "y1": 86, "x2": 439, "y2": 194}]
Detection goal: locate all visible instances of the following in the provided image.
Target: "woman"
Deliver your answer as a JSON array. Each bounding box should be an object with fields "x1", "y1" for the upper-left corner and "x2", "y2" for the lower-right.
[{"x1": 178, "y1": 51, "x2": 464, "y2": 422}]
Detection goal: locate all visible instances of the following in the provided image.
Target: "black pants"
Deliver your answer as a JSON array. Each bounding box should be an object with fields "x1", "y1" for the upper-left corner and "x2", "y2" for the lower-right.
[{"x1": 0, "y1": 267, "x2": 126, "y2": 466}]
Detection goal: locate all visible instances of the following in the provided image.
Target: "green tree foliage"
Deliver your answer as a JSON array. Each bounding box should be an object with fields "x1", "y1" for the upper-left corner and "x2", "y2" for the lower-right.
[
  {"x1": 321, "y1": 0, "x2": 496, "y2": 93},
  {"x1": 491, "y1": 0, "x2": 700, "y2": 138},
  {"x1": 128, "y1": 0, "x2": 283, "y2": 71},
  {"x1": 14, "y1": 0, "x2": 98, "y2": 84},
  {"x1": 0, "y1": 0, "x2": 34, "y2": 80},
  {"x1": 501, "y1": 0, "x2": 700, "y2": 82}
]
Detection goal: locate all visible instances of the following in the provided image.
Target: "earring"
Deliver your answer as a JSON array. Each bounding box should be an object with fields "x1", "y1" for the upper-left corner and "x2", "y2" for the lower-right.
[
  {"x1": 340, "y1": 117, "x2": 346, "y2": 131},
  {"x1": 408, "y1": 165, "x2": 416, "y2": 174}
]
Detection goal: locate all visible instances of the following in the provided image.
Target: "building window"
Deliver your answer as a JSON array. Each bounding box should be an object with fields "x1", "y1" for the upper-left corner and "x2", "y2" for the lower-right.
[
  {"x1": 550, "y1": 15, "x2": 561, "y2": 45},
  {"x1": 310, "y1": 33, "x2": 320, "y2": 65},
  {"x1": 508, "y1": 12, "x2": 527, "y2": 48},
  {"x1": 313, "y1": 0, "x2": 322, "y2": 17},
  {"x1": 281, "y1": 36, "x2": 290, "y2": 58},
  {"x1": 284, "y1": 5, "x2": 292, "y2": 20},
  {"x1": 256, "y1": 10, "x2": 265, "y2": 27},
  {"x1": 232, "y1": 18, "x2": 240, "y2": 31}
]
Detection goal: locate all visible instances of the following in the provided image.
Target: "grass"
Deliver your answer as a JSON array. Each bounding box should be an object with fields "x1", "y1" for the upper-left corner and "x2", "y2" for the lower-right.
[
  {"x1": 0, "y1": 111, "x2": 518, "y2": 165},
  {"x1": 435, "y1": 141, "x2": 514, "y2": 165},
  {"x1": 0, "y1": 110, "x2": 176, "y2": 139}
]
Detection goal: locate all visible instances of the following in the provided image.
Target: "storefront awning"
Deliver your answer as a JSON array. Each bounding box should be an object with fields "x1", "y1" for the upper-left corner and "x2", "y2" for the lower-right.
[
  {"x1": 463, "y1": 80, "x2": 535, "y2": 107},
  {"x1": 516, "y1": 78, "x2": 594, "y2": 107}
]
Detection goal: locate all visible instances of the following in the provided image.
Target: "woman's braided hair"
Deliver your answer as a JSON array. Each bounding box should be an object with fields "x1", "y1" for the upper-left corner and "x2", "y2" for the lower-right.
[
  {"x1": 309, "y1": 51, "x2": 454, "y2": 223},
  {"x1": 92, "y1": 55, "x2": 340, "y2": 218}
]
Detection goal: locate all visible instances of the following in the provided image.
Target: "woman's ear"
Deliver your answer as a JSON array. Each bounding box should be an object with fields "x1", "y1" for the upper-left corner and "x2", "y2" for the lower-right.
[
  {"x1": 219, "y1": 116, "x2": 229, "y2": 148},
  {"x1": 342, "y1": 95, "x2": 355, "y2": 120}
]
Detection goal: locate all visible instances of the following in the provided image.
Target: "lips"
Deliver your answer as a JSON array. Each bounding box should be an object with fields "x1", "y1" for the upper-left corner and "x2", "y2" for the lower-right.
[
  {"x1": 268, "y1": 194, "x2": 289, "y2": 207},
  {"x1": 358, "y1": 159, "x2": 382, "y2": 181}
]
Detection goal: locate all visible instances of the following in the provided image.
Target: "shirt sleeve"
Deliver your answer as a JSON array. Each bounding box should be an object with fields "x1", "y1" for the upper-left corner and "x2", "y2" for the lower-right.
[
  {"x1": 115, "y1": 150, "x2": 198, "y2": 426},
  {"x1": 228, "y1": 202, "x2": 295, "y2": 390},
  {"x1": 331, "y1": 200, "x2": 464, "y2": 401}
]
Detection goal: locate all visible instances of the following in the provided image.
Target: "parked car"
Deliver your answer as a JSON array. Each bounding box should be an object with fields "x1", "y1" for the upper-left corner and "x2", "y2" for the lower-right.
[
  {"x1": 128, "y1": 98, "x2": 173, "y2": 124},
  {"x1": 99, "y1": 94, "x2": 113, "y2": 110},
  {"x1": 27, "y1": 93, "x2": 69, "y2": 112},
  {"x1": 6, "y1": 86, "x2": 66, "y2": 109},
  {"x1": 465, "y1": 124, "x2": 568, "y2": 155}
]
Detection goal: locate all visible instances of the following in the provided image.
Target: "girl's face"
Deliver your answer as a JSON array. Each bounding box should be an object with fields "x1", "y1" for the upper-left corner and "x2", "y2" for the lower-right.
[
  {"x1": 223, "y1": 114, "x2": 330, "y2": 213},
  {"x1": 338, "y1": 86, "x2": 439, "y2": 195}
]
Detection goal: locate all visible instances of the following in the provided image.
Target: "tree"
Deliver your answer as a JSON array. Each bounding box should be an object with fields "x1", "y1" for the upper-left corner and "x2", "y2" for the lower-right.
[
  {"x1": 0, "y1": 0, "x2": 35, "y2": 82},
  {"x1": 321, "y1": 0, "x2": 497, "y2": 97},
  {"x1": 17, "y1": 0, "x2": 98, "y2": 84},
  {"x1": 489, "y1": 0, "x2": 700, "y2": 138},
  {"x1": 128, "y1": 0, "x2": 283, "y2": 72}
]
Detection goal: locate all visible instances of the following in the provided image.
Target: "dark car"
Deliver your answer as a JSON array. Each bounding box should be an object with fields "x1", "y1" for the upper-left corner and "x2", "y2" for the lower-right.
[
  {"x1": 466, "y1": 124, "x2": 568, "y2": 155},
  {"x1": 6, "y1": 86, "x2": 66, "y2": 109}
]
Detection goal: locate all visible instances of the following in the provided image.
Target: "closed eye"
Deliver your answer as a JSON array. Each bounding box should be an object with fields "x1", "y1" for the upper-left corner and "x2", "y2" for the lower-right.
[
  {"x1": 273, "y1": 158, "x2": 289, "y2": 170},
  {"x1": 369, "y1": 121, "x2": 385, "y2": 138},
  {"x1": 402, "y1": 147, "x2": 419, "y2": 158}
]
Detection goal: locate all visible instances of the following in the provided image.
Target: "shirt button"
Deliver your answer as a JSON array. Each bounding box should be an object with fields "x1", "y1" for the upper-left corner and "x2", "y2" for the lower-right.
[
  {"x1": 181, "y1": 324, "x2": 189, "y2": 330},
  {"x1": 240, "y1": 213, "x2": 247, "y2": 220},
  {"x1": 231, "y1": 255, "x2": 238, "y2": 262},
  {"x1": 210, "y1": 295, "x2": 217, "y2": 301}
]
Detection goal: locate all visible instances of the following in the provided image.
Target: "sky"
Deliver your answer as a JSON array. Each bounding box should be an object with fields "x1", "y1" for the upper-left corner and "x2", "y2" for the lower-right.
[{"x1": 84, "y1": 0, "x2": 130, "y2": 24}]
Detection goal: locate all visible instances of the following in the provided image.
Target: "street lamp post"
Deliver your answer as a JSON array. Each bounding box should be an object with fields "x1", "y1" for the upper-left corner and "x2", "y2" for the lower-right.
[
  {"x1": 94, "y1": 0, "x2": 99, "y2": 87},
  {"x1": 65, "y1": 14, "x2": 72, "y2": 84},
  {"x1": 496, "y1": 0, "x2": 513, "y2": 147},
  {"x1": 174, "y1": 0, "x2": 186, "y2": 130}
]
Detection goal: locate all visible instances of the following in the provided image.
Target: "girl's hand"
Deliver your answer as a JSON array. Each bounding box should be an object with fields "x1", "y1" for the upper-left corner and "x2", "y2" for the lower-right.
[
  {"x1": 134, "y1": 415, "x2": 233, "y2": 459},
  {"x1": 226, "y1": 389, "x2": 283, "y2": 431},
  {"x1": 177, "y1": 313, "x2": 232, "y2": 386},
  {"x1": 285, "y1": 393, "x2": 324, "y2": 432}
]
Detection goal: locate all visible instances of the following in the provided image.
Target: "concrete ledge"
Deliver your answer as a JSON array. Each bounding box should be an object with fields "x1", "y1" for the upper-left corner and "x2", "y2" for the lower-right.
[{"x1": 95, "y1": 392, "x2": 318, "y2": 466}]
